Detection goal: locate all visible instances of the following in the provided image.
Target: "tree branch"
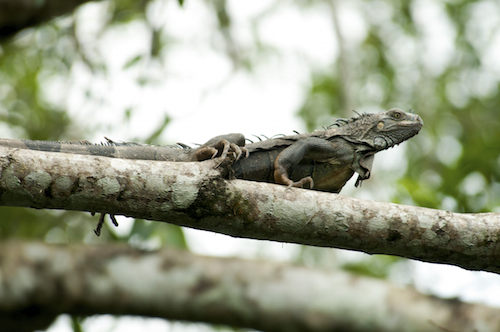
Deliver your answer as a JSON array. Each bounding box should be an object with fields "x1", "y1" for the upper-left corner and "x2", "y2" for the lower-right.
[
  {"x1": 1, "y1": 147, "x2": 499, "y2": 273},
  {"x1": 1, "y1": 241, "x2": 500, "y2": 332},
  {"x1": 0, "y1": 0, "x2": 93, "y2": 38}
]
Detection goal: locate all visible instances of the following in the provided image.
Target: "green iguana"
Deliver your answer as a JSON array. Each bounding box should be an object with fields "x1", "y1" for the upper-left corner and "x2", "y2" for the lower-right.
[
  {"x1": 0, "y1": 108, "x2": 422, "y2": 194},
  {"x1": 0, "y1": 108, "x2": 422, "y2": 235}
]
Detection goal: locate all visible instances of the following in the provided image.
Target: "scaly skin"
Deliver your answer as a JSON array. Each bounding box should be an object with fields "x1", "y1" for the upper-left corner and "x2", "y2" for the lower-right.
[{"x1": 233, "y1": 108, "x2": 423, "y2": 192}]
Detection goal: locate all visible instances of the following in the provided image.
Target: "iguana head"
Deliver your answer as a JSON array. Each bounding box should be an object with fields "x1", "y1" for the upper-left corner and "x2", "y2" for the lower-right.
[
  {"x1": 329, "y1": 108, "x2": 423, "y2": 150},
  {"x1": 369, "y1": 108, "x2": 423, "y2": 150}
]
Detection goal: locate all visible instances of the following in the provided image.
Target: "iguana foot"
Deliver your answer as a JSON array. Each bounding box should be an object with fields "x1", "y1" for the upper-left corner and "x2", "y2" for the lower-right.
[
  {"x1": 230, "y1": 143, "x2": 249, "y2": 161},
  {"x1": 285, "y1": 176, "x2": 314, "y2": 189},
  {"x1": 275, "y1": 164, "x2": 314, "y2": 189},
  {"x1": 93, "y1": 213, "x2": 119, "y2": 236},
  {"x1": 195, "y1": 139, "x2": 248, "y2": 164}
]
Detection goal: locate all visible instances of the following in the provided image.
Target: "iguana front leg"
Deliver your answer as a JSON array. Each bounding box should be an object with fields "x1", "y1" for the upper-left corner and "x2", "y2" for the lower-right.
[
  {"x1": 274, "y1": 137, "x2": 339, "y2": 189},
  {"x1": 194, "y1": 133, "x2": 248, "y2": 162}
]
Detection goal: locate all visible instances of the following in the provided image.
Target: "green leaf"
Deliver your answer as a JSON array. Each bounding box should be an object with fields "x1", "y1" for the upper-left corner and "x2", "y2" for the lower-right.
[{"x1": 123, "y1": 55, "x2": 142, "y2": 70}]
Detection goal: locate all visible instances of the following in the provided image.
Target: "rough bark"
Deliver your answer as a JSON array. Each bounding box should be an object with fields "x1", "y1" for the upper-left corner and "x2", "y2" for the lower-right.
[
  {"x1": 0, "y1": 0, "x2": 93, "y2": 38},
  {"x1": 1, "y1": 241, "x2": 500, "y2": 332},
  {"x1": 1, "y1": 147, "x2": 500, "y2": 273}
]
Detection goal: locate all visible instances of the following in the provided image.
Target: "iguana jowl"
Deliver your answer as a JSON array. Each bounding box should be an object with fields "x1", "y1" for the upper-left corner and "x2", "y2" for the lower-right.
[{"x1": 0, "y1": 108, "x2": 422, "y2": 194}]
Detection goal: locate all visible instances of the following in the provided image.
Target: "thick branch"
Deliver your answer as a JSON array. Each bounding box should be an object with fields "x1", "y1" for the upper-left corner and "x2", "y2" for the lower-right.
[
  {"x1": 1, "y1": 241, "x2": 500, "y2": 332},
  {"x1": 0, "y1": 0, "x2": 93, "y2": 38},
  {"x1": 0, "y1": 147, "x2": 499, "y2": 273}
]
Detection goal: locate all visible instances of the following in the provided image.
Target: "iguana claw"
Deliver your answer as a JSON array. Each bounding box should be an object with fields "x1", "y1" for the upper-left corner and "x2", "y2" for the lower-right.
[
  {"x1": 230, "y1": 143, "x2": 249, "y2": 161},
  {"x1": 194, "y1": 137, "x2": 249, "y2": 165},
  {"x1": 93, "y1": 213, "x2": 119, "y2": 236},
  {"x1": 285, "y1": 176, "x2": 314, "y2": 189}
]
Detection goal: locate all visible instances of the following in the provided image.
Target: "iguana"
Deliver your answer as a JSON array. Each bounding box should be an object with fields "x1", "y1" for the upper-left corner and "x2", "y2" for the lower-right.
[
  {"x1": 0, "y1": 108, "x2": 422, "y2": 234},
  {"x1": 0, "y1": 108, "x2": 422, "y2": 194}
]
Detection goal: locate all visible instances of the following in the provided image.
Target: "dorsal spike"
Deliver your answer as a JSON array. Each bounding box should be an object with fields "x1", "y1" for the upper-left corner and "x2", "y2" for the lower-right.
[
  {"x1": 176, "y1": 142, "x2": 191, "y2": 149},
  {"x1": 252, "y1": 135, "x2": 263, "y2": 142}
]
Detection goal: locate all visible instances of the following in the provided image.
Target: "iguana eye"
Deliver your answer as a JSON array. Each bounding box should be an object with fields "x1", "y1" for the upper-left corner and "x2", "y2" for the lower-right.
[{"x1": 392, "y1": 111, "x2": 402, "y2": 119}]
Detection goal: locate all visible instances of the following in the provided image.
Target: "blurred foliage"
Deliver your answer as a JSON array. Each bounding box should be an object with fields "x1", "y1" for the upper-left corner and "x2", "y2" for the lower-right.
[
  {"x1": 341, "y1": 255, "x2": 402, "y2": 280},
  {"x1": 70, "y1": 316, "x2": 84, "y2": 332},
  {"x1": 126, "y1": 219, "x2": 188, "y2": 249},
  {"x1": 299, "y1": 0, "x2": 500, "y2": 214},
  {"x1": 108, "y1": 0, "x2": 151, "y2": 24},
  {"x1": 0, "y1": 0, "x2": 499, "y2": 317},
  {"x1": 0, "y1": 0, "x2": 187, "y2": 248},
  {"x1": 0, "y1": 26, "x2": 72, "y2": 140}
]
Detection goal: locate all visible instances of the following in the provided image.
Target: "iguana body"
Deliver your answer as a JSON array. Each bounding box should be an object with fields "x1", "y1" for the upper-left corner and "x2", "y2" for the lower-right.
[{"x1": 0, "y1": 108, "x2": 422, "y2": 193}]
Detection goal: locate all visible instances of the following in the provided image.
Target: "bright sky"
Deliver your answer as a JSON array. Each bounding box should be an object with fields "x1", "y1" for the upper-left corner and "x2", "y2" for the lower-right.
[{"x1": 46, "y1": 1, "x2": 500, "y2": 331}]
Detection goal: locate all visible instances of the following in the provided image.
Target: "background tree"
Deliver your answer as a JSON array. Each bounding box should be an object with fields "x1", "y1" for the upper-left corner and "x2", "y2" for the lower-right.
[{"x1": 1, "y1": 0, "x2": 500, "y2": 331}]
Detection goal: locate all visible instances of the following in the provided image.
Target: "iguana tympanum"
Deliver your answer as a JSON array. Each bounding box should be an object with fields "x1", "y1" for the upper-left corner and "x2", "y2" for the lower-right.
[{"x1": 0, "y1": 108, "x2": 422, "y2": 194}]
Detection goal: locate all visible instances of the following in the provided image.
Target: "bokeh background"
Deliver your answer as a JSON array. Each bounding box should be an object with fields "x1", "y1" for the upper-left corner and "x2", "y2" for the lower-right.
[{"x1": 1, "y1": 0, "x2": 500, "y2": 331}]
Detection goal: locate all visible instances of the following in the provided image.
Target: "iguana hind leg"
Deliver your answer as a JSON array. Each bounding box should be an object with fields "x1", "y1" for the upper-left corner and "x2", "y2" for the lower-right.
[{"x1": 274, "y1": 137, "x2": 338, "y2": 189}]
